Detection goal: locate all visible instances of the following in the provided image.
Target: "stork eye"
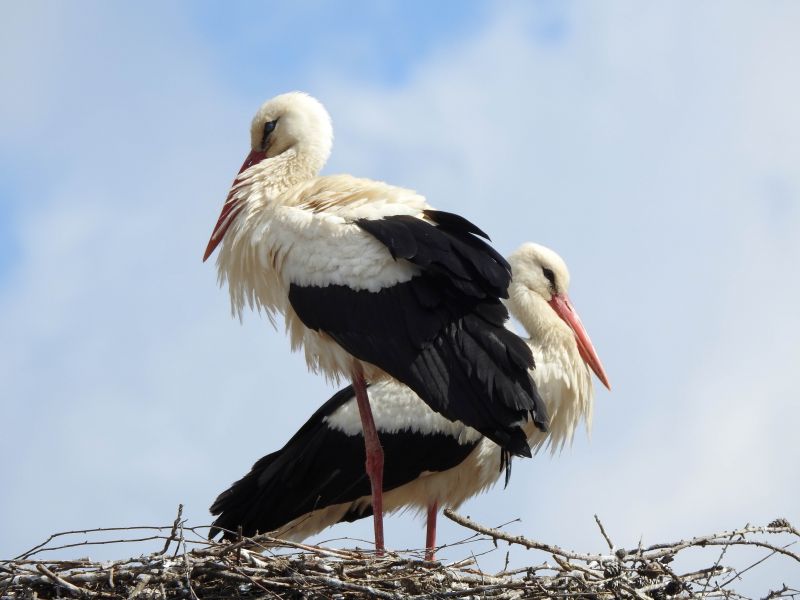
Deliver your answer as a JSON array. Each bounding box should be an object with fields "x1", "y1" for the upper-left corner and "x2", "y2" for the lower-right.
[
  {"x1": 542, "y1": 267, "x2": 556, "y2": 288},
  {"x1": 261, "y1": 119, "x2": 278, "y2": 150}
]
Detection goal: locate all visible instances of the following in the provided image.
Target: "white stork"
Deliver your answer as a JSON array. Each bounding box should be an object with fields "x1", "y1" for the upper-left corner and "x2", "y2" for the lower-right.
[
  {"x1": 209, "y1": 243, "x2": 610, "y2": 560},
  {"x1": 203, "y1": 92, "x2": 547, "y2": 552}
]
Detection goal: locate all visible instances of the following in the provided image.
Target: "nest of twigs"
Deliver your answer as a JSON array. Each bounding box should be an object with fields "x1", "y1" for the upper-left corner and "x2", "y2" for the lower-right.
[{"x1": 1, "y1": 507, "x2": 797, "y2": 599}]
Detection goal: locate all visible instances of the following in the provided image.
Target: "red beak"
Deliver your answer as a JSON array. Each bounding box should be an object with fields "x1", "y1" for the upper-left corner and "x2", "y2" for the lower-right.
[
  {"x1": 203, "y1": 150, "x2": 267, "y2": 262},
  {"x1": 548, "y1": 293, "x2": 611, "y2": 390}
]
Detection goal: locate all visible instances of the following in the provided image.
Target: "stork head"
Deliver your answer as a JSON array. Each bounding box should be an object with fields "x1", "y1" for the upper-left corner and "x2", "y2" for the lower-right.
[
  {"x1": 248, "y1": 92, "x2": 333, "y2": 165},
  {"x1": 508, "y1": 243, "x2": 610, "y2": 390},
  {"x1": 204, "y1": 92, "x2": 333, "y2": 261}
]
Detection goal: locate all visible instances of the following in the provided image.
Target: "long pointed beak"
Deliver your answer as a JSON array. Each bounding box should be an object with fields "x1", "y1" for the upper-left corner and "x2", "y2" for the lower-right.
[
  {"x1": 548, "y1": 293, "x2": 611, "y2": 390},
  {"x1": 203, "y1": 150, "x2": 267, "y2": 262}
]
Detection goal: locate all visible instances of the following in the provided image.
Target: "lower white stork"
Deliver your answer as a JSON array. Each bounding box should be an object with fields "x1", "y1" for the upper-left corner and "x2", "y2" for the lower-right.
[
  {"x1": 209, "y1": 243, "x2": 610, "y2": 560},
  {"x1": 204, "y1": 92, "x2": 547, "y2": 552}
]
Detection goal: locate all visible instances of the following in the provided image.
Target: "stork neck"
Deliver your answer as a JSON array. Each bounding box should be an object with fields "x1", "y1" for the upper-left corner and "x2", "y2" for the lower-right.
[
  {"x1": 510, "y1": 293, "x2": 595, "y2": 451},
  {"x1": 244, "y1": 147, "x2": 324, "y2": 199},
  {"x1": 507, "y1": 282, "x2": 571, "y2": 347}
]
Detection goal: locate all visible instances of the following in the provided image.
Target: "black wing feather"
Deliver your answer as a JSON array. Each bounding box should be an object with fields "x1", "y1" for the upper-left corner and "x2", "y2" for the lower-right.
[
  {"x1": 289, "y1": 212, "x2": 548, "y2": 457},
  {"x1": 209, "y1": 385, "x2": 480, "y2": 540},
  {"x1": 422, "y1": 209, "x2": 493, "y2": 241}
]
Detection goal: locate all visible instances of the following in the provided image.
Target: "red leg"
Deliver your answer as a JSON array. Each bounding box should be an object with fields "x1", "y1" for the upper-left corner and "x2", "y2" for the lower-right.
[
  {"x1": 352, "y1": 364, "x2": 385, "y2": 555},
  {"x1": 425, "y1": 501, "x2": 438, "y2": 561}
]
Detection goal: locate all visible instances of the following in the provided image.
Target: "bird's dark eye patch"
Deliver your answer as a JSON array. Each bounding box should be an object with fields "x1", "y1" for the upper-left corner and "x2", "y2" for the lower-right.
[
  {"x1": 542, "y1": 267, "x2": 556, "y2": 288},
  {"x1": 261, "y1": 119, "x2": 278, "y2": 150}
]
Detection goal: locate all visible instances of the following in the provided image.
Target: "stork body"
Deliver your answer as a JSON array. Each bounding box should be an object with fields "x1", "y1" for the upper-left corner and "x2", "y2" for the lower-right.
[
  {"x1": 210, "y1": 244, "x2": 610, "y2": 559},
  {"x1": 204, "y1": 93, "x2": 547, "y2": 552}
]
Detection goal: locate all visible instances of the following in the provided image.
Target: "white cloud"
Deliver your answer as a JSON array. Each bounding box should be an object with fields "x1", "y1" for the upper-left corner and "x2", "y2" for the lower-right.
[{"x1": 1, "y1": 2, "x2": 798, "y2": 592}]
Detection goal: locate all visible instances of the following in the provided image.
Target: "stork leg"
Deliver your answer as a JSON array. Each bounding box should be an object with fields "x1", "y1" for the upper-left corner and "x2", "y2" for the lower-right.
[
  {"x1": 351, "y1": 364, "x2": 385, "y2": 555},
  {"x1": 425, "y1": 501, "x2": 438, "y2": 561}
]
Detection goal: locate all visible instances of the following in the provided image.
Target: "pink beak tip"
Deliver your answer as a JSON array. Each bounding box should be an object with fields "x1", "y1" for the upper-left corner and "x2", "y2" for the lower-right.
[{"x1": 599, "y1": 373, "x2": 612, "y2": 391}]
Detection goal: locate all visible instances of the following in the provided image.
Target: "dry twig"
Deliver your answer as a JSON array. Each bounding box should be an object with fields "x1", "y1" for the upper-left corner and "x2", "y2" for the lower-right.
[{"x1": 1, "y1": 512, "x2": 797, "y2": 599}]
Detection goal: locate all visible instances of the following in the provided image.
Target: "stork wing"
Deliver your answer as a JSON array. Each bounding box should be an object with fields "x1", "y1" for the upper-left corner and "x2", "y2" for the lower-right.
[
  {"x1": 209, "y1": 383, "x2": 480, "y2": 541},
  {"x1": 288, "y1": 210, "x2": 548, "y2": 457}
]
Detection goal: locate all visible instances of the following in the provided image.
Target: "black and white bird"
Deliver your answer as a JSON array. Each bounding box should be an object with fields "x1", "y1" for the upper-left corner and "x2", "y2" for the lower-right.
[
  {"x1": 209, "y1": 243, "x2": 610, "y2": 560},
  {"x1": 203, "y1": 92, "x2": 547, "y2": 552}
]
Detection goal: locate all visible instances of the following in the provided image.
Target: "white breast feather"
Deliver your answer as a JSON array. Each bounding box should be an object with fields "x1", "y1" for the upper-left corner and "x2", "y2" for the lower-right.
[
  {"x1": 217, "y1": 174, "x2": 434, "y2": 380},
  {"x1": 524, "y1": 339, "x2": 594, "y2": 454}
]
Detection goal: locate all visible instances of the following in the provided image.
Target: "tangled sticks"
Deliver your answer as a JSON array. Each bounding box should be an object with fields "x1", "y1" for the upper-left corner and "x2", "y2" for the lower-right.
[{"x1": 1, "y1": 507, "x2": 797, "y2": 599}]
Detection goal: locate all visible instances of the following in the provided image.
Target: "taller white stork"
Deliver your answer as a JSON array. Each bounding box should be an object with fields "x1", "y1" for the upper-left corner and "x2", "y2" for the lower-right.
[
  {"x1": 208, "y1": 243, "x2": 610, "y2": 560},
  {"x1": 203, "y1": 92, "x2": 547, "y2": 552}
]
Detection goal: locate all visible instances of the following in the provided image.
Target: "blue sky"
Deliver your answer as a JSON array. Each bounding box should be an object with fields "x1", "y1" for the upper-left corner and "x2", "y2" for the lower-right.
[
  {"x1": 2, "y1": 1, "x2": 798, "y2": 592},
  {"x1": 189, "y1": 1, "x2": 491, "y2": 88}
]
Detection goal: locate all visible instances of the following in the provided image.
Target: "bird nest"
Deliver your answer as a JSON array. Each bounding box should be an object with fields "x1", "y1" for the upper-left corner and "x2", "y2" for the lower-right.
[{"x1": 1, "y1": 507, "x2": 797, "y2": 599}]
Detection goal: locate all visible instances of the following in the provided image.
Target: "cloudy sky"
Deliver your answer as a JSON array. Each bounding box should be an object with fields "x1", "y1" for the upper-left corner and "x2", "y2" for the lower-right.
[{"x1": 2, "y1": 0, "x2": 798, "y2": 591}]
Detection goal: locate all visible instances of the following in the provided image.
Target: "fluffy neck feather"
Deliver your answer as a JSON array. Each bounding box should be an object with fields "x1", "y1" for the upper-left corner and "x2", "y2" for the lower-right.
[
  {"x1": 241, "y1": 146, "x2": 325, "y2": 202},
  {"x1": 506, "y1": 280, "x2": 594, "y2": 452},
  {"x1": 216, "y1": 136, "x2": 332, "y2": 324},
  {"x1": 507, "y1": 281, "x2": 573, "y2": 349}
]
